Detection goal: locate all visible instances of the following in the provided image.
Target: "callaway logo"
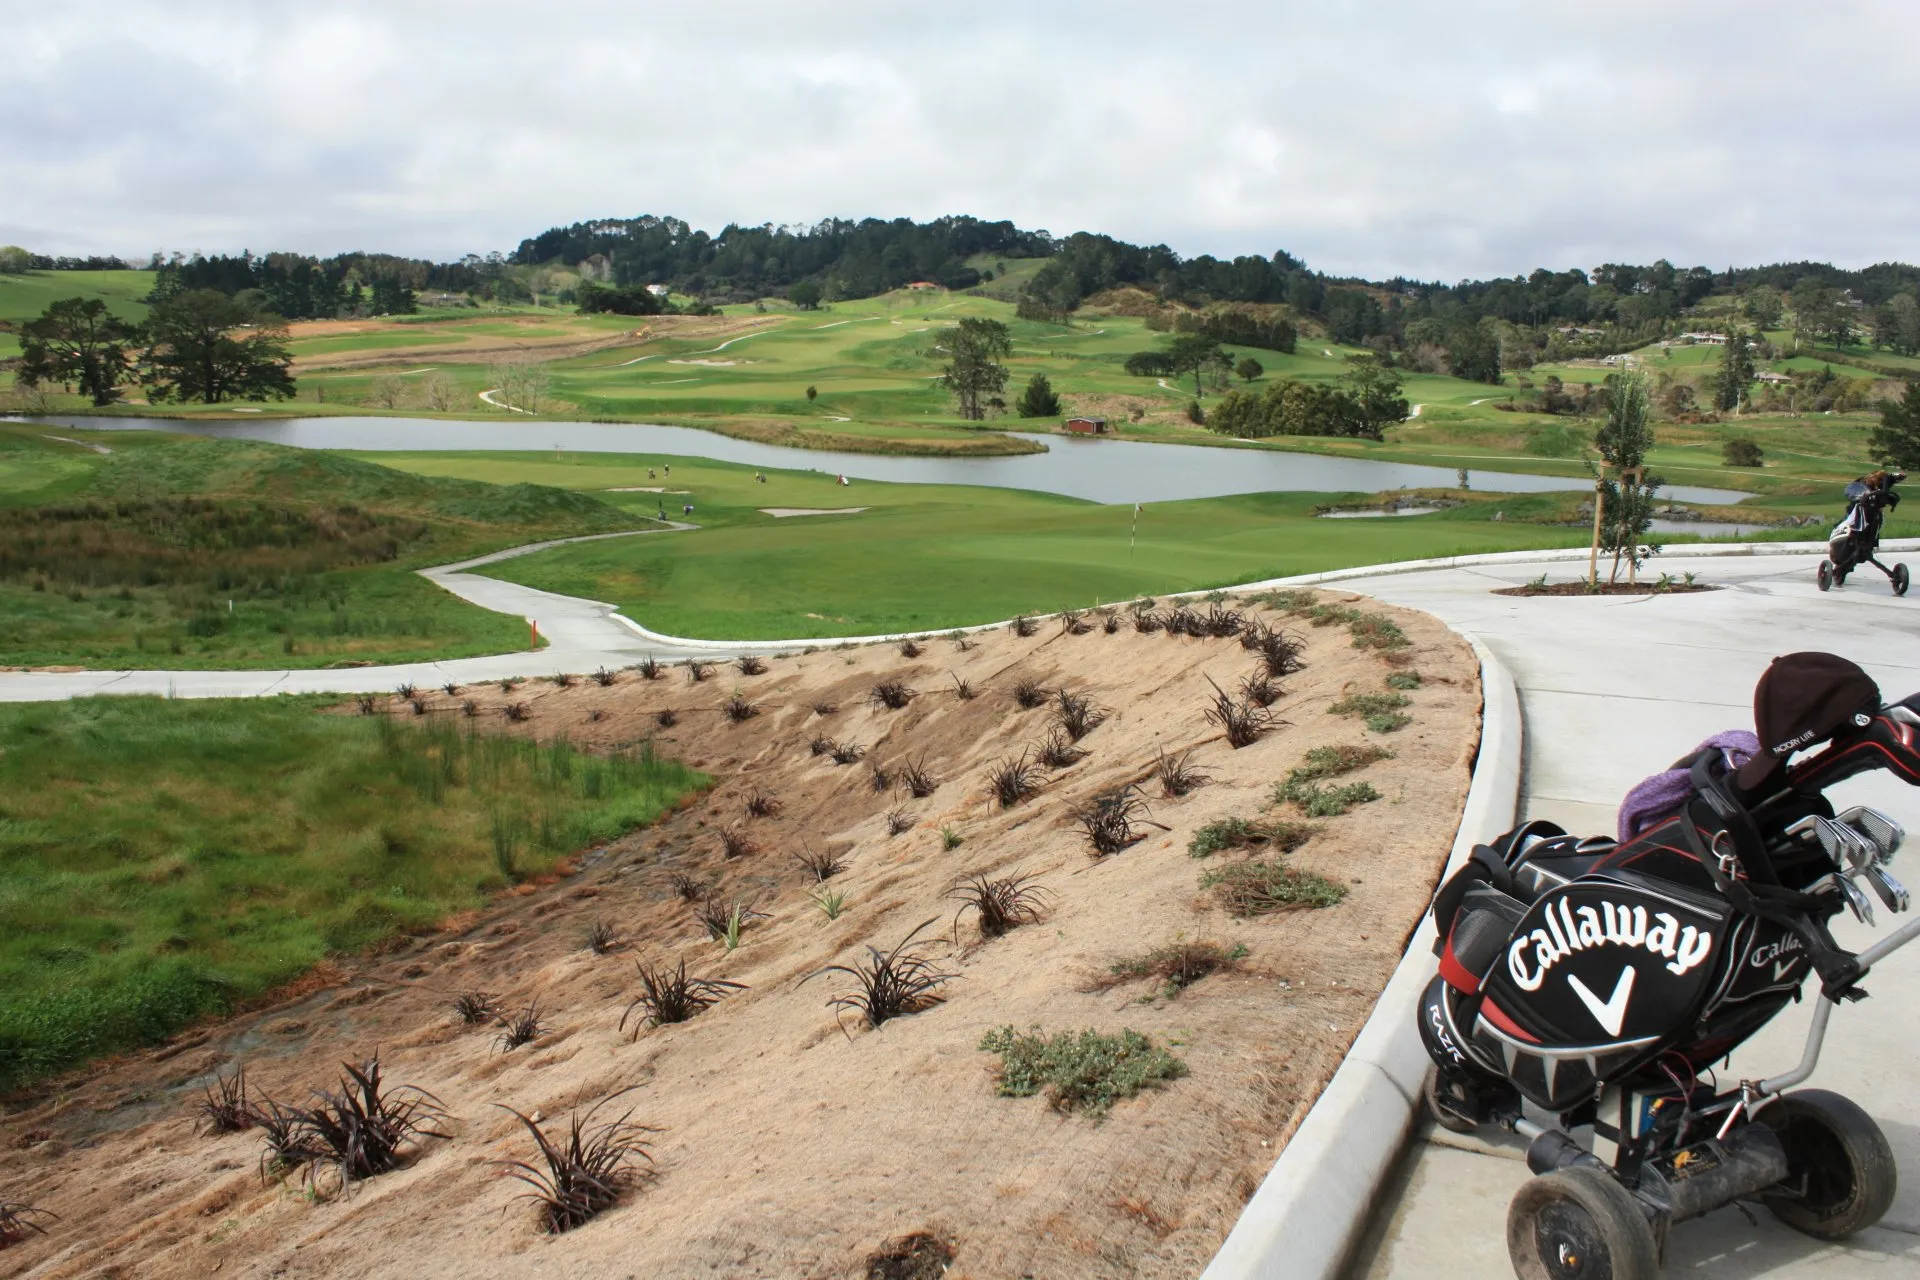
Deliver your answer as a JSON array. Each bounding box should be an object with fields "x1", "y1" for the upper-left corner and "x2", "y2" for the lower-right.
[
  {"x1": 1750, "y1": 935, "x2": 1804, "y2": 983},
  {"x1": 1567, "y1": 967, "x2": 1637, "y2": 1037},
  {"x1": 1506, "y1": 898, "x2": 1714, "y2": 993}
]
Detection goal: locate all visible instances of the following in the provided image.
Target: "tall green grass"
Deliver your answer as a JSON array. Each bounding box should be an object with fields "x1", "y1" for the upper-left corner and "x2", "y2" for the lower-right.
[
  {"x1": 0, "y1": 429, "x2": 651, "y2": 668},
  {"x1": 0, "y1": 696, "x2": 706, "y2": 1092}
]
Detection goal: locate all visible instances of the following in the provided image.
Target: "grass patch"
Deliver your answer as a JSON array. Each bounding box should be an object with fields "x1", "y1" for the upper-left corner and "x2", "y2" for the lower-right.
[
  {"x1": 0, "y1": 696, "x2": 704, "y2": 1092},
  {"x1": 1282, "y1": 743, "x2": 1393, "y2": 785},
  {"x1": 1187, "y1": 817, "x2": 1316, "y2": 858},
  {"x1": 1201, "y1": 860, "x2": 1348, "y2": 915},
  {"x1": 1260, "y1": 590, "x2": 1412, "y2": 653},
  {"x1": 978, "y1": 1026, "x2": 1188, "y2": 1118},
  {"x1": 1328, "y1": 691, "x2": 1410, "y2": 718},
  {"x1": 0, "y1": 429, "x2": 651, "y2": 669},
  {"x1": 1101, "y1": 940, "x2": 1247, "y2": 998},
  {"x1": 1328, "y1": 690, "x2": 1413, "y2": 735},
  {"x1": 451, "y1": 451, "x2": 1597, "y2": 643},
  {"x1": 1279, "y1": 780, "x2": 1382, "y2": 816}
]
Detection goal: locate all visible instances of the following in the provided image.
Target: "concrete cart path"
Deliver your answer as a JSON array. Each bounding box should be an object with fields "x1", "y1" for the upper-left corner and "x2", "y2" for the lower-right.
[{"x1": 1343, "y1": 550, "x2": 1920, "y2": 1278}]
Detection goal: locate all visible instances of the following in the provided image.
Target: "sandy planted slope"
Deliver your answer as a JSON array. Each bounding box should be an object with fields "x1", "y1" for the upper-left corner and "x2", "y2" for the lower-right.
[{"x1": 0, "y1": 593, "x2": 1478, "y2": 1280}]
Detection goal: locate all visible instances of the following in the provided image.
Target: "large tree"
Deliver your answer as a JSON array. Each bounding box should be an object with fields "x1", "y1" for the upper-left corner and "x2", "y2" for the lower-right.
[
  {"x1": 937, "y1": 317, "x2": 1011, "y2": 420},
  {"x1": 18, "y1": 297, "x2": 140, "y2": 406},
  {"x1": 1340, "y1": 355, "x2": 1409, "y2": 437},
  {"x1": 1870, "y1": 383, "x2": 1920, "y2": 471},
  {"x1": 1742, "y1": 284, "x2": 1783, "y2": 330},
  {"x1": 140, "y1": 290, "x2": 296, "y2": 404},
  {"x1": 1447, "y1": 323, "x2": 1502, "y2": 384},
  {"x1": 1714, "y1": 329, "x2": 1755, "y2": 412},
  {"x1": 1791, "y1": 281, "x2": 1853, "y2": 347},
  {"x1": 1164, "y1": 333, "x2": 1226, "y2": 397}
]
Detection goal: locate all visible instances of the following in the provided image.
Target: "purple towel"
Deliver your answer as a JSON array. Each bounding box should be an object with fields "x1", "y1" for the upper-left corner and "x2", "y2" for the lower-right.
[{"x1": 1616, "y1": 730, "x2": 1760, "y2": 843}]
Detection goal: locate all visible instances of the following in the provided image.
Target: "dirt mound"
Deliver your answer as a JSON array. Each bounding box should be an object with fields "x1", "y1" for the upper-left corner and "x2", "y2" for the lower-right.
[{"x1": 0, "y1": 595, "x2": 1478, "y2": 1280}]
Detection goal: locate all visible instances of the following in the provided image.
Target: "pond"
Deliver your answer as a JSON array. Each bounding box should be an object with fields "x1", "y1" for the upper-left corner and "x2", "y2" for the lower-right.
[{"x1": 12, "y1": 415, "x2": 1754, "y2": 507}]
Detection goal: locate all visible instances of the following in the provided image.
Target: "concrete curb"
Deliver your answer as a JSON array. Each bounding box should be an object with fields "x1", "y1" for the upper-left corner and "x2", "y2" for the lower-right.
[{"x1": 1198, "y1": 637, "x2": 1523, "y2": 1280}]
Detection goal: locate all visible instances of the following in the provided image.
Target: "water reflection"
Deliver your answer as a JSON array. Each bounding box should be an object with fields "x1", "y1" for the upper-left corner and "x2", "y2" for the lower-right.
[{"x1": 17, "y1": 415, "x2": 1753, "y2": 507}]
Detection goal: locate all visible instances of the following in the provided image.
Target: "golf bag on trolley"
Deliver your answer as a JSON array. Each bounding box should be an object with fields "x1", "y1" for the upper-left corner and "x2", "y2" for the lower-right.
[
  {"x1": 1819, "y1": 472, "x2": 1906, "y2": 595},
  {"x1": 1418, "y1": 652, "x2": 1920, "y2": 1279}
]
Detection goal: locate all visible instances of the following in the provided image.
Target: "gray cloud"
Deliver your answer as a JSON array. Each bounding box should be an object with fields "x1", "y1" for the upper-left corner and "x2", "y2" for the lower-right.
[{"x1": 4, "y1": 0, "x2": 1918, "y2": 278}]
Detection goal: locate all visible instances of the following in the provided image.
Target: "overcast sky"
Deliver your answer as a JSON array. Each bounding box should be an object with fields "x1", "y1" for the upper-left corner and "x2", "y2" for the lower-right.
[{"x1": 5, "y1": 1, "x2": 1917, "y2": 280}]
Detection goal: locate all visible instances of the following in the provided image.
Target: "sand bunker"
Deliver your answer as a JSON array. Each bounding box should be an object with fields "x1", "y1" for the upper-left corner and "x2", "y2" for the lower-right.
[
  {"x1": 666, "y1": 358, "x2": 744, "y2": 367},
  {"x1": 0, "y1": 593, "x2": 1477, "y2": 1280},
  {"x1": 759, "y1": 506, "x2": 869, "y2": 517}
]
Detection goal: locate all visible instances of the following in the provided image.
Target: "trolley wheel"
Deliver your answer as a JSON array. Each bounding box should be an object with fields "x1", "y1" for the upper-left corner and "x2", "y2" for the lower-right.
[
  {"x1": 1507, "y1": 1166, "x2": 1659, "y2": 1280},
  {"x1": 1757, "y1": 1089, "x2": 1898, "y2": 1240},
  {"x1": 1895, "y1": 563, "x2": 1910, "y2": 597},
  {"x1": 1422, "y1": 1065, "x2": 1480, "y2": 1134},
  {"x1": 1817, "y1": 561, "x2": 1834, "y2": 592}
]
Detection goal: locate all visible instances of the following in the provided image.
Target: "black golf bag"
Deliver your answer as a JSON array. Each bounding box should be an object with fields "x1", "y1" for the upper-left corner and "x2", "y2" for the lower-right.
[{"x1": 1419, "y1": 685, "x2": 1920, "y2": 1277}]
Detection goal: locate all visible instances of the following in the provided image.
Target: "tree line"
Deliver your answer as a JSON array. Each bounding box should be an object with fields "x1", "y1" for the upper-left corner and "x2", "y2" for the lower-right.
[
  {"x1": 17, "y1": 293, "x2": 295, "y2": 406},
  {"x1": 0, "y1": 247, "x2": 132, "y2": 273},
  {"x1": 143, "y1": 252, "x2": 437, "y2": 320},
  {"x1": 512, "y1": 214, "x2": 1051, "y2": 305}
]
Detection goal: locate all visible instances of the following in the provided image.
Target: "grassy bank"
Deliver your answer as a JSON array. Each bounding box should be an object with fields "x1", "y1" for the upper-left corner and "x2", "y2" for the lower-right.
[
  {"x1": 0, "y1": 425, "x2": 657, "y2": 668},
  {"x1": 0, "y1": 696, "x2": 706, "y2": 1092},
  {"x1": 378, "y1": 448, "x2": 1900, "y2": 641},
  {"x1": 382, "y1": 450, "x2": 1600, "y2": 638}
]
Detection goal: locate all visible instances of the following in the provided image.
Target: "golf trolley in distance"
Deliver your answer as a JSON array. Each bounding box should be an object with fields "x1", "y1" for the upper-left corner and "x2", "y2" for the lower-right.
[
  {"x1": 1818, "y1": 477, "x2": 1907, "y2": 596},
  {"x1": 1419, "y1": 727, "x2": 1920, "y2": 1278}
]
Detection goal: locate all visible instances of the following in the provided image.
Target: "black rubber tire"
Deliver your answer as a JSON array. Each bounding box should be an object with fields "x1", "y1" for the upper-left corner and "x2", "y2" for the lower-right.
[
  {"x1": 1895, "y1": 564, "x2": 1910, "y2": 597},
  {"x1": 1757, "y1": 1089, "x2": 1898, "y2": 1240},
  {"x1": 1507, "y1": 1167, "x2": 1659, "y2": 1280},
  {"x1": 1423, "y1": 1065, "x2": 1479, "y2": 1135},
  {"x1": 1818, "y1": 561, "x2": 1834, "y2": 592}
]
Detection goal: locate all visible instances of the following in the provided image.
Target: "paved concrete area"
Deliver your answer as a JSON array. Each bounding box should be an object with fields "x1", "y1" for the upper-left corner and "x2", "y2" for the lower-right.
[{"x1": 1342, "y1": 550, "x2": 1920, "y2": 1278}]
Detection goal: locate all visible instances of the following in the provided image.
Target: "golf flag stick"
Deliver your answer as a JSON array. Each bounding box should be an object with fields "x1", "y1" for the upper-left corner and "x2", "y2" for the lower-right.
[{"x1": 1131, "y1": 503, "x2": 1140, "y2": 554}]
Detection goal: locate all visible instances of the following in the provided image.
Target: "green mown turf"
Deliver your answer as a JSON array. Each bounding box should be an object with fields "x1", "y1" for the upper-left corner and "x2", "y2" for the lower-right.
[
  {"x1": 409, "y1": 450, "x2": 1588, "y2": 638},
  {"x1": 0, "y1": 696, "x2": 707, "y2": 1091},
  {"x1": 0, "y1": 269, "x2": 153, "y2": 360},
  {"x1": 368, "y1": 446, "x2": 1912, "y2": 641},
  {"x1": 0, "y1": 425, "x2": 655, "y2": 669}
]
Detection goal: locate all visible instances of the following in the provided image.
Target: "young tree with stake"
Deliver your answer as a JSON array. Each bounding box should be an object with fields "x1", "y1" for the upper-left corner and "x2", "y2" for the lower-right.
[{"x1": 1590, "y1": 370, "x2": 1662, "y2": 585}]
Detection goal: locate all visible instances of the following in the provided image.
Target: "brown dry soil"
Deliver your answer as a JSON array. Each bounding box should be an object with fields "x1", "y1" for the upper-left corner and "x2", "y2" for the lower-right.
[{"x1": 0, "y1": 594, "x2": 1479, "y2": 1280}]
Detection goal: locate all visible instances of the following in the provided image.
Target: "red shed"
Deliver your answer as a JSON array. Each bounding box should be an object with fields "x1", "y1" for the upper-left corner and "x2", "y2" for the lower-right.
[{"x1": 1064, "y1": 416, "x2": 1109, "y2": 435}]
